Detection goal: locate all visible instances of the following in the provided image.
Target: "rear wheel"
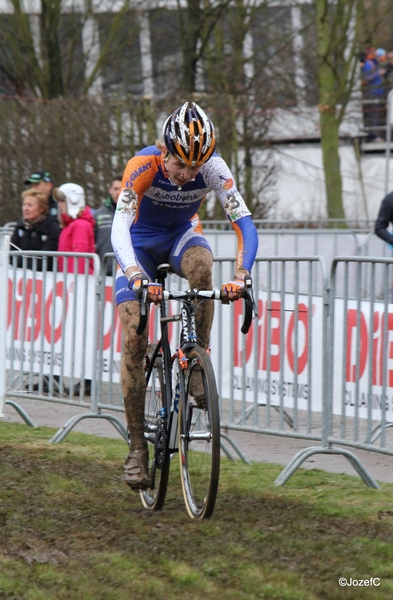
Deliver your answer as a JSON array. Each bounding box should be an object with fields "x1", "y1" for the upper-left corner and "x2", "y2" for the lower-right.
[
  {"x1": 178, "y1": 345, "x2": 220, "y2": 519},
  {"x1": 140, "y1": 347, "x2": 170, "y2": 510}
]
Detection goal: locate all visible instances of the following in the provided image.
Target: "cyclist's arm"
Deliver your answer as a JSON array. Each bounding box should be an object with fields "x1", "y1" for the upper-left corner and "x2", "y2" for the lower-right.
[
  {"x1": 111, "y1": 187, "x2": 139, "y2": 274},
  {"x1": 231, "y1": 216, "x2": 258, "y2": 275},
  {"x1": 202, "y1": 156, "x2": 258, "y2": 275},
  {"x1": 111, "y1": 154, "x2": 158, "y2": 276}
]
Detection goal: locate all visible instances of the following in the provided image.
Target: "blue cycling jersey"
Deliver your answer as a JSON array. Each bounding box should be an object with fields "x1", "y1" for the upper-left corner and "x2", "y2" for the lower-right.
[{"x1": 111, "y1": 145, "x2": 258, "y2": 304}]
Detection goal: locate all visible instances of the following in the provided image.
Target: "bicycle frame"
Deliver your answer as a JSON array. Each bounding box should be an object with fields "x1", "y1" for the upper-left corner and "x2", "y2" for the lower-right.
[
  {"x1": 138, "y1": 263, "x2": 258, "y2": 517},
  {"x1": 144, "y1": 278, "x2": 180, "y2": 454},
  {"x1": 146, "y1": 265, "x2": 202, "y2": 453}
]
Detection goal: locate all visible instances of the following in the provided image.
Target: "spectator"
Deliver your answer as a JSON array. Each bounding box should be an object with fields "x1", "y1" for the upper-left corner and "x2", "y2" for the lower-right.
[
  {"x1": 360, "y1": 49, "x2": 385, "y2": 142},
  {"x1": 94, "y1": 174, "x2": 122, "y2": 275},
  {"x1": 376, "y1": 48, "x2": 387, "y2": 78},
  {"x1": 57, "y1": 183, "x2": 95, "y2": 397},
  {"x1": 57, "y1": 183, "x2": 95, "y2": 274},
  {"x1": 375, "y1": 190, "x2": 393, "y2": 247},
  {"x1": 12, "y1": 189, "x2": 61, "y2": 395},
  {"x1": 10, "y1": 189, "x2": 60, "y2": 271},
  {"x1": 24, "y1": 170, "x2": 58, "y2": 220},
  {"x1": 384, "y1": 52, "x2": 393, "y2": 95}
]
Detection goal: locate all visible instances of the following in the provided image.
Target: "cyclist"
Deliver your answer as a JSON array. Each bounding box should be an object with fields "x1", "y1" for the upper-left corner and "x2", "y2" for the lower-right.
[{"x1": 111, "y1": 101, "x2": 258, "y2": 490}]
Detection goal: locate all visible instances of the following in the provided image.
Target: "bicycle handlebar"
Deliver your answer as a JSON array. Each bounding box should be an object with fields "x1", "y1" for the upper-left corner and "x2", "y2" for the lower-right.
[
  {"x1": 135, "y1": 275, "x2": 258, "y2": 336},
  {"x1": 240, "y1": 275, "x2": 259, "y2": 334}
]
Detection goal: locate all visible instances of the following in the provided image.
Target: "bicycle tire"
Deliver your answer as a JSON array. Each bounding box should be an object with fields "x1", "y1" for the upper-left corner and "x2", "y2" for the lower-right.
[
  {"x1": 140, "y1": 350, "x2": 170, "y2": 510},
  {"x1": 178, "y1": 345, "x2": 220, "y2": 519}
]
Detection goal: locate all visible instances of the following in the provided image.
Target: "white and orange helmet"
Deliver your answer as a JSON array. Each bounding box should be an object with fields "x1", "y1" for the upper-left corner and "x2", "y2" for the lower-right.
[{"x1": 162, "y1": 101, "x2": 216, "y2": 167}]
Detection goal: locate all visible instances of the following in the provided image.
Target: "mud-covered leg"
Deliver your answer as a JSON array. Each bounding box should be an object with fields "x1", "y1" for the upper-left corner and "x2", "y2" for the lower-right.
[
  {"x1": 181, "y1": 246, "x2": 214, "y2": 407},
  {"x1": 181, "y1": 246, "x2": 214, "y2": 349},
  {"x1": 118, "y1": 301, "x2": 150, "y2": 489}
]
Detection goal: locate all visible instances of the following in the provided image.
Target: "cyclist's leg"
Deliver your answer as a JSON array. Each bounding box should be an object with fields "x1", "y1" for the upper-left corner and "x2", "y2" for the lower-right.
[
  {"x1": 180, "y1": 246, "x2": 214, "y2": 406},
  {"x1": 181, "y1": 246, "x2": 214, "y2": 349},
  {"x1": 169, "y1": 222, "x2": 214, "y2": 349},
  {"x1": 117, "y1": 299, "x2": 150, "y2": 489}
]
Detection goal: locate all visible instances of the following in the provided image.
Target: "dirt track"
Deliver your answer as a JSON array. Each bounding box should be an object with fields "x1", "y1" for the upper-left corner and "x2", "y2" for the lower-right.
[{"x1": 3, "y1": 396, "x2": 393, "y2": 485}]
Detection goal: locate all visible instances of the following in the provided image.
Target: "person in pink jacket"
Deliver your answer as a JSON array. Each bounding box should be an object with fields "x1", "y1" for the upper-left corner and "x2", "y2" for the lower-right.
[
  {"x1": 56, "y1": 183, "x2": 95, "y2": 397},
  {"x1": 56, "y1": 183, "x2": 95, "y2": 274}
]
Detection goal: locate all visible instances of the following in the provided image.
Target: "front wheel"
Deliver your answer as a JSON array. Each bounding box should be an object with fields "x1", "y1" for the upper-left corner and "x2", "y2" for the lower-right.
[
  {"x1": 140, "y1": 348, "x2": 170, "y2": 511},
  {"x1": 178, "y1": 345, "x2": 220, "y2": 519}
]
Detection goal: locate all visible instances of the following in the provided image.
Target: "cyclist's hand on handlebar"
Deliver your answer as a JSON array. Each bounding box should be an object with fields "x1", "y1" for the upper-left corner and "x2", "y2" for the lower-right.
[
  {"x1": 221, "y1": 279, "x2": 244, "y2": 304},
  {"x1": 146, "y1": 283, "x2": 163, "y2": 304},
  {"x1": 221, "y1": 269, "x2": 249, "y2": 304},
  {"x1": 127, "y1": 271, "x2": 163, "y2": 304}
]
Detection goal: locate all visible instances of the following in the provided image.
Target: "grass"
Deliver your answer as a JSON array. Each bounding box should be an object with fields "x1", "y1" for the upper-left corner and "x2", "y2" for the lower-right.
[{"x1": 1, "y1": 421, "x2": 393, "y2": 599}]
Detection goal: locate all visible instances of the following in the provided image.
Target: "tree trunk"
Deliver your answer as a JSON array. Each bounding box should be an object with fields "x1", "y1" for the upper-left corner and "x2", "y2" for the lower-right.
[
  {"x1": 243, "y1": 110, "x2": 253, "y2": 209},
  {"x1": 315, "y1": 0, "x2": 346, "y2": 224},
  {"x1": 319, "y1": 107, "x2": 345, "y2": 221},
  {"x1": 41, "y1": 0, "x2": 63, "y2": 98},
  {"x1": 179, "y1": 0, "x2": 201, "y2": 93}
]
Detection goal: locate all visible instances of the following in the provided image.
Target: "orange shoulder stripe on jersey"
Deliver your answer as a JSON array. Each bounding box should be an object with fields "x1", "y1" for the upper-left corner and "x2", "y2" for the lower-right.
[
  {"x1": 122, "y1": 154, "x2": 160, "y2": 197},
  {"x1": 121, "y1": 153, "x2": 161, "y2": 223}
]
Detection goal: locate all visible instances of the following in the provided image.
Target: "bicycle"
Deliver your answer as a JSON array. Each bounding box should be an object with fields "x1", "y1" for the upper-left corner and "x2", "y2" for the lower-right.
[{"x1": 135, "y1": 263, "x2": 257, "y2": 519}]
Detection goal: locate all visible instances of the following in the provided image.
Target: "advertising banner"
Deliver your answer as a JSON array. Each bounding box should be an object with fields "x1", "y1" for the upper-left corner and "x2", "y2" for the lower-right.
[
  {"x1": 6, "y1": 270, "x2": 96, "y2": 379},
  {"x1": 332, "y1": 298, "x2": 393, "y2": 420},
  {"x1": 9, "y1": 268, "x2": 393, "y2": 422},
  {"x1": 227, "y1": 292, "x2": 324, "y2": 412}
]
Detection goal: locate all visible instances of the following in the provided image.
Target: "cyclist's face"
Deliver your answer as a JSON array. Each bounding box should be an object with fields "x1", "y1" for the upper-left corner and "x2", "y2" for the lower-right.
[{"x1": 164, "y1": 153, "x2": 201, "y2": 187}]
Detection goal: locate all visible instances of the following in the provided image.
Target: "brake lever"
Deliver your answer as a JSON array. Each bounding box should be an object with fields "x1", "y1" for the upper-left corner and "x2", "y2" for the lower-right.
[
  {"x1": 135, "y1": 277, "x2": 149, "y2": 335},
  {"x1": 244, "y1": 274, "x2": 258, "y2": 318},
  {"x1": 241, "y1": 275, "x2": 258, "y2": 334}
]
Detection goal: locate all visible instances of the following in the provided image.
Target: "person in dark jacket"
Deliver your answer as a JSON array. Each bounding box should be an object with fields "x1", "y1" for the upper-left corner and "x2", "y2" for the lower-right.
[
  {"x1": 11, "y1": 189, "x2": 60, "y2": 271},
  {"x1": 24, "y1": 170, "x2": 58, "y2": 221},
  {"x1": 375, "y1": 191, "x2": 393, "y2": 246},
  {"x1": 94, "y1": 175, "x2": 122, "y2": 275}
]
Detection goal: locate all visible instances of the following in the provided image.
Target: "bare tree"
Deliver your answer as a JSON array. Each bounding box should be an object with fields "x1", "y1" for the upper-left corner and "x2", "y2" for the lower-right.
[
  {"x1": 201, "y1": 1, "x2": 278, "y2": 216},
  {"x1": 359, "y1": 0, "x2": 393, "y2": 50},
  {"x1": 0, "y1": 0, "x2": 136, "y2": 99},
  {"x1": 176, "y1": 0, "x2": 232, "y2": 93},
  {"x1": 311, "y1": 0, "x2": 361, "y2": 221},
  {"x1": 297, "y1": 0, "x2": 393, "y2": 222}
]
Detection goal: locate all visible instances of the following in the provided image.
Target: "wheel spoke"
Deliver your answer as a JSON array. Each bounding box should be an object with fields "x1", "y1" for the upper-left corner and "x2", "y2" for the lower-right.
[
  {"x1": 178, "y1": 346, "x2": 220, "y2": 519},
  {"x1": 140, "y1": 351, "x2": 170, "y2": 510}
]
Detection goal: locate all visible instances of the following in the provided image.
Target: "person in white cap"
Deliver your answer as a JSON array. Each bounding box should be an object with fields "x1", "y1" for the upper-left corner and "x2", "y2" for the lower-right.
[
  {"x1": 56, "y1": 183, "x2": 95, "y2": 397},
  {"x1": 56, "y1": 183, "x2": 95, "y2": 274}
]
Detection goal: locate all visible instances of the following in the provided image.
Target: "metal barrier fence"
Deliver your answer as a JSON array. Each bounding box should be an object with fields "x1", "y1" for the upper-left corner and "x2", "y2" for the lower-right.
[
  {"x1": 215, "y1": 255, "x2": 328, "y2": 460},
  {"x1": 3, "y1": 248, "x2": 127, "y2": 441},
  {"x1": 329, "y1": 257, "x2": 393, "y2": 454},
  {"x1": 274, "y1": 256, "x2": 393, "y2": 488},
  {"x1": 3, "y1": 247, "x2": 393, "y2": 489}
]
